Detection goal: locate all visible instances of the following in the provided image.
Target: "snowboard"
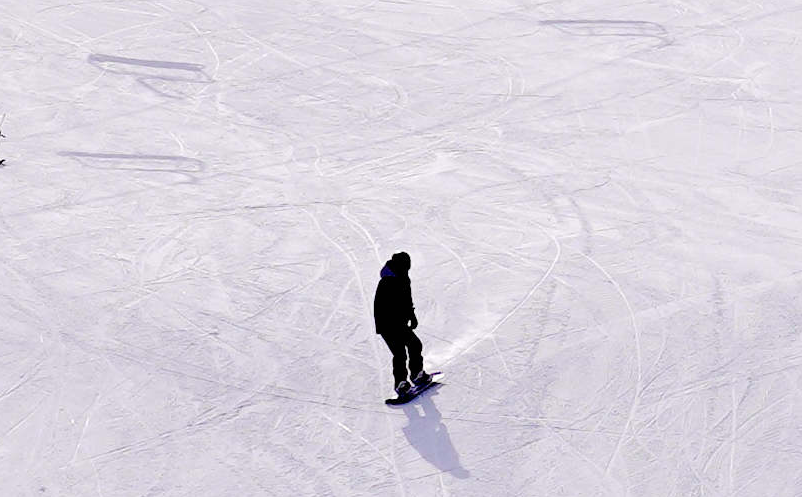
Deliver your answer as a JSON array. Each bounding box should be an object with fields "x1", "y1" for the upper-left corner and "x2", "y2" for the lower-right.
[{"x1": 385, "y1": 372, "x2": 442, "y2": 405}]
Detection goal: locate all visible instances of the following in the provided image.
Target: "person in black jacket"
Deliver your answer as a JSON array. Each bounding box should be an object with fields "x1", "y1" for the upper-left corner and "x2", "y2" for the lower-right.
[{"x1": 374, "y1": 252, "x2": 432, "y2": 394}]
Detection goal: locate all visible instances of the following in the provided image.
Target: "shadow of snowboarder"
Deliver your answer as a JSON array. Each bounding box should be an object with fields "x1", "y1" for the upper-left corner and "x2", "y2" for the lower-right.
[{"x1": 401, "y1": 387, "x2": 470, "y2": 479}]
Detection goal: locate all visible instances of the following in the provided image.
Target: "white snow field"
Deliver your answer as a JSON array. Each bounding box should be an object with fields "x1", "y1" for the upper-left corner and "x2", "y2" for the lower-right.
[{"x1": 2, "y1": 0, "x2": 802, "y2": 495}]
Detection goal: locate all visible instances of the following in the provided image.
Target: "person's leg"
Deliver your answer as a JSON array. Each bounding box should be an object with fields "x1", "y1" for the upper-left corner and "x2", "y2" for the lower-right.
[
  {"x1": 380, "y1": 332, "x2": 408, "y2": 386},
  {"x1": 405, "y1": 329, "x2": 424, "y2": 379}
]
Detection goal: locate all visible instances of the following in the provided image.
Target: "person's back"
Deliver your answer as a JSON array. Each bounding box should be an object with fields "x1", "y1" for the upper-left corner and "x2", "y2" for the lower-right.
[{"x1": 374, "y1": 257, "x2": 414, "y2": 332}]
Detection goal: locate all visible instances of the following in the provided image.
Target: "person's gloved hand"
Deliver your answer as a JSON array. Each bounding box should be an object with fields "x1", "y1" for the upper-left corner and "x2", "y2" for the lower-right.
[{"x1": 409, "y1": 313, "x2": 418, "y2": 330}]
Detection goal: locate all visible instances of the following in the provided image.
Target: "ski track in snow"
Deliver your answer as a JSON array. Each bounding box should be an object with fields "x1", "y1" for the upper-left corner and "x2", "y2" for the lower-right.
[{"x1": 1, "y1": 0, "x2": 802, "y2": 495}]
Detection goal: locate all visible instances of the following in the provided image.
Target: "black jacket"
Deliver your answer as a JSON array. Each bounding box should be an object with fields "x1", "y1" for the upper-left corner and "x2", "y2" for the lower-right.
[{"x1": 373, "y1": 260, "x2": 414, "y2": 333}]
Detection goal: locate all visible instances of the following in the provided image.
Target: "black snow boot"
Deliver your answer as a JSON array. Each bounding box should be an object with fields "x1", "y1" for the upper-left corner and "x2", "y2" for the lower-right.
[
  {"x1": 395, "y1": 380, "x2": 411, "y2": 395},
  {"x1": 412, "y1": 371, "x2": 432, "y2": 386}
]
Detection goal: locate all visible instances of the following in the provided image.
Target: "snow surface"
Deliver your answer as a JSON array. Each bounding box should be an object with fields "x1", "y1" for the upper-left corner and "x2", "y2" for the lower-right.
[{"x1": 2, "y1": 0, "x2": 802, "y2": 495}]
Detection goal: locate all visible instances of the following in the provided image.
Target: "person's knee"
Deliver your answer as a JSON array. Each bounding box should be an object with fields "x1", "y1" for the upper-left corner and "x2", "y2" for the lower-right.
[
  {"x1": 408, "y1": 335, "x2": 422, "y2": 353},
  {"x1": 393, "y1": 348, "x2": 407, "y2": 361}
]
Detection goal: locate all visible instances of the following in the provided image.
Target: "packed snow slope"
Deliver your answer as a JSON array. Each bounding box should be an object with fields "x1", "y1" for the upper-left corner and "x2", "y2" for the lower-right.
[{"x1": 2, "y1": 0, "x2": 802, "y2": 496}]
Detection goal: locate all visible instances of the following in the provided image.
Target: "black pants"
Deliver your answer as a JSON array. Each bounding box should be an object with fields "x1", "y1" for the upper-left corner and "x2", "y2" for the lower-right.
[{"x1": 380, "y1": 327, "x2": 423, "y2": 386}]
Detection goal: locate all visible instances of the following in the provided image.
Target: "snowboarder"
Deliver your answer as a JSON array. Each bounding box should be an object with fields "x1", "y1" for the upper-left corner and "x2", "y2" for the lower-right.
[{"x1": 374, "y1": 251, "x2": 433, "y2": 395}]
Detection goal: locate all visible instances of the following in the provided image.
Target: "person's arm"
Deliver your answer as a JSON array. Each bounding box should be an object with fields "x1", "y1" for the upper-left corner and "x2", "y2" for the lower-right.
[{"x1": 407, "y1": 282, "x2": 417, "y2": 329}]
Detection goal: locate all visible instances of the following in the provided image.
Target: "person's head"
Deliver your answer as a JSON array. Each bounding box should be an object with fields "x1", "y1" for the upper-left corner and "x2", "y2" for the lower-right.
[{"x1": 391, "y1": 251, "x2": 411, "y2": 273}]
